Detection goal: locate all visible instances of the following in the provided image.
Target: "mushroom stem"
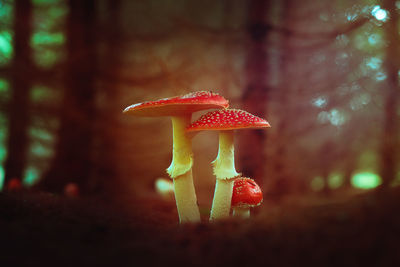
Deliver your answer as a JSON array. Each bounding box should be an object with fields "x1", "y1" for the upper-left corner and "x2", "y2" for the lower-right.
[
  {"x1": 212, "y1": 131, "x2": 239, "y2": 179},
  {"x1": 232, "y1": 207, "x2": 250, "y2": 218},
  {"x1": 167, "y1": 115, "x2": 200, "y2": 223},
  {"x1": 173, "y1": 169, "x2": 200, "y2": 223},
  {"x1": 167, "y1": 116, "x2": 193, "y2": 178},
  {"x1": 209, "y1": 179, "x2": 234, "y2": 220},
  {"x1": 210, "y1": 131, "x2": 239, "y2": 221}
]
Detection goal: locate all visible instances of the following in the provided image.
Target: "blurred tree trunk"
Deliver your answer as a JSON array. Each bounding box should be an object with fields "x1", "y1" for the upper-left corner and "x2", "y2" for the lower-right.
[
  {"x1": 219, "y1": 0, "x2": 234, "y2": 98},
  {"x1": 4, "y1": 0, "x2": 33, "y2": 184},
  {"x1": 237, "y1": 0, "x2": 271, "y2": 186},
  {"x1": 39, "y1": 0, "x2": 97, "y2": 194},
  {"x1": 93, "y1": 0, "x2": 122, "y2": 197},
  {"x1": 269, "y1": 0, "x2": 293, "y2": 199},
  {"x1": 342, "y1": 155, "x2": 355, "y2": 189},
  {"x1": 379, "y1": 0, "x2": 400, "y2": 189},
  {"x1": 320, "y1": 142, "x2": 335, "y2": 195}
]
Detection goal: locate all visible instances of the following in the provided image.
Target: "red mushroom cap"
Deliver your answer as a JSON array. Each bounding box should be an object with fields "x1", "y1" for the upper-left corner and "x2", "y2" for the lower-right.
[
  {"x1": 123, "y1": 91, "x2": 229, "y2": 117},
  {"x1": 187, "y1": 109, "x2": 270, "y2": 132},
  {"x1": 231, "y1": 177, "x2": 263, "y2": 208},
  {"x1": 7, "y1": 178, "x2": 22, "y2": 192},
  {"x1": 64, "y1": 183, "x2": 79, "y2": 198}
]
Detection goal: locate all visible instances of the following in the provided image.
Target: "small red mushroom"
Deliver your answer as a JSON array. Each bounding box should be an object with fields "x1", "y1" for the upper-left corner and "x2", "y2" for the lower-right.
[
  {"x1": 7, "y1": 178, "x2": 22, "y2": 192},
  {"x1": 231, "y1": 177, "x2": 263, "y2": 218},
  {"x1": 64, "y1": 183, "x2": 79, "y2": 198},
  {"x1": 187, "y1": 109, "x2": 269, "y2": 220}
]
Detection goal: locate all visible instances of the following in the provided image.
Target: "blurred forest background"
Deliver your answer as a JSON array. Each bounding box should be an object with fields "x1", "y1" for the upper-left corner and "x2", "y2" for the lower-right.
[{"x1": 0, "y1": 0, "x2": 399, "y2": 204}]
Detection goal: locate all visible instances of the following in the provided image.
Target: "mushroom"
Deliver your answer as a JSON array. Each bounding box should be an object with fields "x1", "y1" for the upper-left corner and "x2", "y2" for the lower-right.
[
  {"x1": 64, "y1": 183, "x2": 79, "y2": 198},
  {"x1": 7, "y1": 178, "x2": 22, "y2": 192},
  {"x1": 187, "y1": 109, "x2": 270, "y2": 220},
  {"x1": 231, "y1": 177, "x2": 263, "y2": 218},
  {"x1": 124, "y1": 91, "x2": 229, "y2": 223}
]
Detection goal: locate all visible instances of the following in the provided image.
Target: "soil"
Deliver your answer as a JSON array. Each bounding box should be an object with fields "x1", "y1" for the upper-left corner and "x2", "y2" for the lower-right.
[{"x1": 1, "y1": 188, "x2": 400, "y2": 267}]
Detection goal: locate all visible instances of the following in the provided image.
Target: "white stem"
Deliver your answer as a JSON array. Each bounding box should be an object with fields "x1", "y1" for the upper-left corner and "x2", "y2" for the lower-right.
[
  {"x1": 209, "y1": 179, "x2": 234, "y2": 220},
  {"x1": 167, "y1": 115, "x2": 200, "y2": 223},
  {"x1": 209, "y1": 131, "x2": 239, "y2": 221},
  {"x1": 233, "y1": 207, "x2": 250, "y2": 218},
  {"x1": 212, "y1": 131, "x2": 239, "y2": 179},
  {"x1": 167, "y1": 116, "x2": 193, "y2": 178},
  {"x1": 173, "y1": 169, "x2": 201, "y2": 223}
]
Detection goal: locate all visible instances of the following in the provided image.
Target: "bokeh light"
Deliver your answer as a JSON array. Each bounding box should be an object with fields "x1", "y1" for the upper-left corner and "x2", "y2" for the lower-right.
[
  {"x1": 23, "y1": 166, "x2": 40, "y2": 186},
  {"x1": 351, "y1": 172, "x2": 382, "y2": 189},
  {"x1": 311, "y1": 176, "x2": 325, "y2": 191},
  {"x1": 0, "y1": 166, "x2": 4, "y2": 191},
  {"x1": 371, "y1": 6, "x2": 388, "y2": 21},
  {"x1": 328, "y1": 173, "x2": 344, "y2": 189}
]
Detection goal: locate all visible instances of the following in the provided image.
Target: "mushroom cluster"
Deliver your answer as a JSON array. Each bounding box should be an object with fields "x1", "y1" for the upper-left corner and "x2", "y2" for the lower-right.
[
  {"x1": 187, "y1": 109, "x2": 269, "y2": 220},
  {"x1": 124, "y1": 91, "x2": 270, "y2": 223}
]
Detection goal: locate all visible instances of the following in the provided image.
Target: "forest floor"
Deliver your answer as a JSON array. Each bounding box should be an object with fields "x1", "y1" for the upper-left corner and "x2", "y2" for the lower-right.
[{"x1": 1, "y1": 187, "x2": 400, "y2": 267}]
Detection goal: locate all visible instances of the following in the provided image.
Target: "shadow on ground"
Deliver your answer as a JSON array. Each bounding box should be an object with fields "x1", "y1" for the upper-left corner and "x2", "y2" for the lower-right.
[{"x1": 1, "y1": 187, "x2": 400, "y2": 267}]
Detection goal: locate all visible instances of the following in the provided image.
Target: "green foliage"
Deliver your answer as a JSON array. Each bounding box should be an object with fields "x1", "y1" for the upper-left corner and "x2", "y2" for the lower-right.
[
  {"x1": 0, "y1": 112, "x2": 8, "y2": 163},
  {"x1": 0, "y1": 146, "x2": 6, "y2": 163},
  {"x1": 0, "y1": 166, "x2": 4, "y2": 191},
  {"x1": 0, "y1": 120, "x2": 7, "y2": 191},
  {"x1": 23, "y1": 166, "x2": 40, "y2": 186},
  {"x1": 29, "y1": 127, "x2": 53, "y2": 142},
  {"x1": 0, "y1": 31, "x2": 13, "y2": 66},
  {"x1": 33, "y1": 0, "x2": 61, "y2": 5},
  {"x1": 31, "y1": 0, "x2": 67, "y2": 68},
  {"x1": 0, "y1": 111, "x2": 7, "y2": 191},
  {"x1": 0, "y1": 78, "x2": 10, "y2": 101},
  {"x1": 32, "y1": 114, "x2": 60, "y2": 131},
  {"x1": 33, "y1": 48, "x2": 64, "y2": 68},
  {"x1": 0, "y1": 0, "x2": 13, "y2": 66},
  {"x1": 31, "y1": 32, "x2": 65, "y2": 46},
  {"x1": 31, "y1": 85, "x2": 60, "y2": 103},
  {"x1": 26, "y1": 125, "x2": 57, "y2": 187},
  {"x1": 30, "y1": 141, "x2": 53, "y2": 158},
  {"x1": 48, "y1": 5, "x2": 68, "y2": 20},
  {"x1": 0, "y1": 0, "x2": 13, "y2": 22}
]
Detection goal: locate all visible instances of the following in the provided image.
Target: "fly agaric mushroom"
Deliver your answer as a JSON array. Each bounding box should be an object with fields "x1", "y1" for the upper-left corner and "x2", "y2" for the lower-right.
[
  {"x1": 231, "y1": 177, "x2": 263, "y2": 218},
  {"x1": 124, "y1": 91, "x2": 229, "y2": 223},
  {"x1": 187, "y1": 109, "x2": 270, "y2": 220}
]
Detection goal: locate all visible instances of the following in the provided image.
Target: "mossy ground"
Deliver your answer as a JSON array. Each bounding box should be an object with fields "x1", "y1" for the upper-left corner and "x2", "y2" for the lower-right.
[{"x1": 1, "y1": 187, "x2": 400, "y2": 267}]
